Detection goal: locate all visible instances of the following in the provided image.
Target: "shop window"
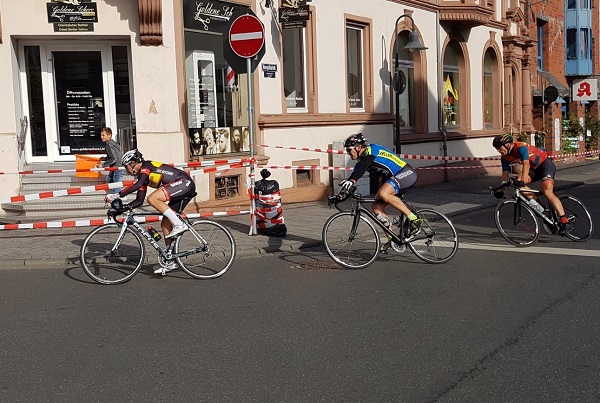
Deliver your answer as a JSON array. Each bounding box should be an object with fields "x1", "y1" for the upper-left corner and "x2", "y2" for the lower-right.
[
  {"x1": 346, "y1": 25, "x2": 364, "y2": 110},
  {"x1": 111, "y1": 46, "x2": 135, "y2": 151},
  {"x1": 24, "y1": 46, "x2": 47, "y2": 157},
  {"x1": 443, "y1": 42, "x2": 462, "y2": 128},
  {"x1": 393, "y1": 31, "x2": 416, "y2": 128},
  {"x1": 283, "y1": 27, "x2": 307, "y2": 111},
  {"x1": 483, "y1": 49, "x2": 498, "y2": 128},
  {"x1": 182, "y1": 0, "x2": 251, "y2": 159}
]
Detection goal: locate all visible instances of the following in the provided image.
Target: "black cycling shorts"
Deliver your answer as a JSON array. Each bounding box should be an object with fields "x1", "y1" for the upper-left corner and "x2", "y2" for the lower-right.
[
  {"x1": 160, "y1": 178, "x2": 196, "y2": 211},
  {"x1": 528, "y1": 158, "x2": 556, "y2": 183}
]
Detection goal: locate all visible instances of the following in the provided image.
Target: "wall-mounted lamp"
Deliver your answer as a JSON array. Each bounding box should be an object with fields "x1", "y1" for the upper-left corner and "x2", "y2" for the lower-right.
[
  {"x1": 393, "y1": 14, "x2": 427, "y2": 153},
  {"x1": 555, "y1": 96, "x2": 566, "y2": 105},
  {"x1": 580, "y1": 99, "x2": 589, "y2": 105}
]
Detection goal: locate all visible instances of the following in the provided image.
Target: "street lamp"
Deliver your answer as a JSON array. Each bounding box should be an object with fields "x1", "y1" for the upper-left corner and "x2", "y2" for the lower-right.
[{"x1": 394, "y1": 14, "x2": 428, "y2": 154}]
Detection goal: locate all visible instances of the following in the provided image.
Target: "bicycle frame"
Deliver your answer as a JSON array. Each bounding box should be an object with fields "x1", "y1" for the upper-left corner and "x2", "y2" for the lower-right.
[
  {"x1": 344, "y1": 195, "x2": 421, "y2": 246},
  {"x1": 111, "y1": 211, "x2": 206, "y2": 261},
  {"x1": 512, "y1": 187, "x2": 557, "y2": 229}
]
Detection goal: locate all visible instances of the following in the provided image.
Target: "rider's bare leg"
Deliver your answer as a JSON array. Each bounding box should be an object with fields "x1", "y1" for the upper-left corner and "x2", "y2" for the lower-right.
[
  {"x1": 373, "y1": 183, "x2": 412, "y2": 218},
  {"x1": 147, "y1": 188, "x2": 179, "y2": 242}
]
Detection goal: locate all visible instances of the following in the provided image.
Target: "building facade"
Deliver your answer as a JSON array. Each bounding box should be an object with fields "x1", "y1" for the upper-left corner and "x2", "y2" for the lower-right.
[{"x1": 1, "y1": 0, "x2": 590, "y2": 215}]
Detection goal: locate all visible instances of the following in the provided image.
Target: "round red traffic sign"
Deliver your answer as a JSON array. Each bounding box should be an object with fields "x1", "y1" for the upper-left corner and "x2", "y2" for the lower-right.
[{"x1": 229, "y1": 14, "x2": 265, "y2": 58}]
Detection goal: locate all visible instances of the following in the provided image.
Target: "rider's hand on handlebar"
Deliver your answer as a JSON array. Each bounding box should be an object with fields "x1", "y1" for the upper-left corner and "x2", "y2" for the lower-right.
[
  {"x1": 514, "y1": 179, "x2": 525, "y2": 188},
  {"x1": 339, "y1": 179, "x2": 354, "y2": 191},
  {"x1": 105, "y1": 193, "x2": 120, "y2": 203},
  {"x1": 493, "y1": 190, "x2": 505, "y2": 199}
]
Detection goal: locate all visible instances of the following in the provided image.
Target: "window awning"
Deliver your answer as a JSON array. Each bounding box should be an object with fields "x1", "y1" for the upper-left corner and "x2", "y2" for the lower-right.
[{"x1": 536, "y1": 71, "x2": 570, "y2": 97}]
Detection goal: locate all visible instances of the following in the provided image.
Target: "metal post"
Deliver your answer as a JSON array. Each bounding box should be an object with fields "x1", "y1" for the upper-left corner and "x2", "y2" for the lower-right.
[
  {"x1": 247, "y1": 57, "x2": 257, "y2": 235},
  {"x1": 394, "y1": 19, "x2": 400, "y2": 154}
]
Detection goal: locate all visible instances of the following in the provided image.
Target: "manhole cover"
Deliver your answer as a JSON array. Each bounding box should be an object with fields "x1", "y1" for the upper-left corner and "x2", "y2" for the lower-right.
[{"x1": 288, "y1": 258, "x2": 348, "y2": 271}]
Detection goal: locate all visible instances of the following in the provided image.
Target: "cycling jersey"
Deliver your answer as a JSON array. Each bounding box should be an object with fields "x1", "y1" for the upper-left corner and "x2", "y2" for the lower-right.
[
  {"x1": 349, "y1": 143, "x2": 416, "y2": 194},
  {"x1": 119, "y1": 161, "x2": 195, "y2": 209},
  {"x1": 349, "y1": 144, "x2": 408, "y2": 181},
  {"x1": 501, "y1": 142, "x2": 547, "y2": 171}
]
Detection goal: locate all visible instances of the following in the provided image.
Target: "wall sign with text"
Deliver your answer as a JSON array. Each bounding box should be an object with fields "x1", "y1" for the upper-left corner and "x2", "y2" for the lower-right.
[{"x1": 47, "y1": 0, "x2": 98, "y2": 32}]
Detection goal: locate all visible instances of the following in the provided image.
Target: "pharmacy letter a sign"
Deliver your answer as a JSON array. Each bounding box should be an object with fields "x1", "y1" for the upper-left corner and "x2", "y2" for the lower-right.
[{"x1": 572, "y1": 78, "x2": 597, "y2": 101}]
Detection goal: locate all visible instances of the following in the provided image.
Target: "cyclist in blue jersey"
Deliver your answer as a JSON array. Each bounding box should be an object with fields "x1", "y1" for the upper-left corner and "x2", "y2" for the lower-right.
[{"x1": 339, "y1": 133, "x2": 421, "y2": 240}]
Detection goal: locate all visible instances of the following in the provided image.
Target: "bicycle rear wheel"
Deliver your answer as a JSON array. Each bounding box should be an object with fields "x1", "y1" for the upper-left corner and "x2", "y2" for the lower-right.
[
  {"x1": 560, "y1": 195, "x2": 593, "y2": 242},
  {"x1": 407, "y1": 209, "x2": 459, "y2": 264},
  {"x1": 494, "y1": 200, "x2": 539, "y2": 247},
  {"x1": 80, "y1": 223, "x2": 144, "y2": 285},
  {"x1": 175, "y1": 220, "x2": 236, "y2": 279},
  {"x1": 322, "y1": 212, "x2": 380, "y2": 269}
]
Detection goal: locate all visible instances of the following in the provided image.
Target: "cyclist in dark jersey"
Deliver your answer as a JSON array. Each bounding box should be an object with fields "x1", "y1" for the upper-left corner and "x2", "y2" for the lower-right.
[
  {"x1": 492, "y1": 134, "x2": 572, "y2": 234},
  {"x1": 339, "y1": 133, "x2": 421, "y2": 238},
  {"x1": 105, "y1": 149, "x2": 196, "y2": 242}
]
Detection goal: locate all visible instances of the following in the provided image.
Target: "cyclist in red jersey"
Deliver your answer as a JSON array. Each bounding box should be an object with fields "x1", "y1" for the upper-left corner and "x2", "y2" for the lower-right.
[
  {"x1": 492, "y1": 134, "x2": 572, "y2": 234},
  {"x1": 105, "y1": 149, "x2": 196, "y2": 240}
]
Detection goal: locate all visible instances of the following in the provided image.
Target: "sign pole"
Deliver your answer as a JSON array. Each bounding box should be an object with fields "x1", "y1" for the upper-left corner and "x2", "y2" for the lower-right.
[{"x1": 248, "y1": 56, "x2": 257, "y2": 235}]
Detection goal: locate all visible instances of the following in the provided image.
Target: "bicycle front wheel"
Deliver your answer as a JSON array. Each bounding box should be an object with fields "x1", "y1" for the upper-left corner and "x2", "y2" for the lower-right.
[
  {"x1": 175, "y1": 220, "x2": 236, "y2": 279},
  {"x1": 407, "y1": 209, "x2": 459, "y2": 264},
  {"x1": 80, "y1": 223, "x2": 145, "y2": 285},
  {"x1": 495, "y1": 200, "x2": 539, "y2": 247},
  {"x1": 322, "y1": 212, "x2": 380, "y2": 269},
  {"x1": 560, "y1": 195, "x2": 593, "y2": 242}
]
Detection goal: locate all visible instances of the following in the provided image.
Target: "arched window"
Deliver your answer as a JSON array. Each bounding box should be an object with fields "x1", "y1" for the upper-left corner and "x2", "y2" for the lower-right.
[
  {"x1": 393, "y1": 31, "x2": 416, "y2": 128},
  {"x1": 483, "y1": 49, "x2": 498, "y2": 128},
  {"x1": 443, "y1": 42, "x2": 461, "y2": 127}
]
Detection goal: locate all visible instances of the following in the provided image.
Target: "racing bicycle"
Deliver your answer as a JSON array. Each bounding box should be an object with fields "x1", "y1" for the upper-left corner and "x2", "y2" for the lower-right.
[
  {"x1": 80, "y1": 193, "x2": 236, "y2": 284},
  {"x1": 322, "y1": 187, "x2": 459, "y2": 269},
  {"x1": 490, "y1": 177, "x2": 593, "y2": 247}
]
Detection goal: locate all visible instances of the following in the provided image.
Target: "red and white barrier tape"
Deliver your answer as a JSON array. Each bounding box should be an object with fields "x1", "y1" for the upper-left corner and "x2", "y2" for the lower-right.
[
  {"x1": 253, "y1": 143, "x2": 600, "y2": 162},
  {"x1": 0, "y1": 158, "x2": 254, "y2": 176},
  {"x1": 0, "y1": 162, "x2": 249, "y2": 204},
  {"x1": 0, "y1": 210, "x2": 251, "y2": 231},
  {"x1": 256, "y1": 165, "x2": 353, "y2": 171}
]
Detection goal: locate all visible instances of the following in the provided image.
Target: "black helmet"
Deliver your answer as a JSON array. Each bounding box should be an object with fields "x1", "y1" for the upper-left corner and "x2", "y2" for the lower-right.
[
  {"x1": 344, "y1": 133, "x2": 367, "y2": 148},
  {"x1": 121, "y1": 149, "x2": 143, "y2": 166},
  {"x1": 492, "y1": 134, "x2": 513, "y2": 148}
]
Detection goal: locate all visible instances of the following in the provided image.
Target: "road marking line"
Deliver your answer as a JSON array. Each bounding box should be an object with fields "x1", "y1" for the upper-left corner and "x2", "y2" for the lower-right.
[{"x1": 460, "y1": 242, "x2": 600, "y2": 257}]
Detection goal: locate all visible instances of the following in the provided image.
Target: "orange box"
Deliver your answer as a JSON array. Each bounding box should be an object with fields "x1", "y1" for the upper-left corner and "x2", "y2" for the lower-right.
[{"x1": 75, "y1": 154, "x2": 101, "y2": 178}]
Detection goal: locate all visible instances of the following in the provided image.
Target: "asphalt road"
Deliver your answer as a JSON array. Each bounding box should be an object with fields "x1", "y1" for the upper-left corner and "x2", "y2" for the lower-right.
[{"x1": 1, "y1": 185, "x2": 599, "y2": 402}]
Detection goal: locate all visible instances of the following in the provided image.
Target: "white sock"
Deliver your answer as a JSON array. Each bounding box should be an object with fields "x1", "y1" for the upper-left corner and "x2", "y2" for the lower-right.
[{"x1": 163, "y1": 209, "x2": 183, "y2": 226}]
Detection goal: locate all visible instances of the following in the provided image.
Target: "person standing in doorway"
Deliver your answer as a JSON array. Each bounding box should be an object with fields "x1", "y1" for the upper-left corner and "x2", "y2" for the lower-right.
[{"x1": 97, "y1": 127, "x2": 123, "y2": 194}]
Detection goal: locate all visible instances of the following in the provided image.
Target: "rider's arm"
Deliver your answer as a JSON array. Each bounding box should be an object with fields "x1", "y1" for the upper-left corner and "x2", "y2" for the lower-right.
[
  {"x1": 118, "y1": 172, "x2": 149, "y2": 208},
  {"x1": 515, "y1": 145, "x2": 531, "y2": 183},
  {"x1": 348, "y1": 154, "x2": 375, "y2": 182}
]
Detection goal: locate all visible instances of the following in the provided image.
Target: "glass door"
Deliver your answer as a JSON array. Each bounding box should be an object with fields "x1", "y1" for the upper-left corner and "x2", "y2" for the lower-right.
[{"x1": 19, "y1": 44, "x2": 117, "y2": 162}]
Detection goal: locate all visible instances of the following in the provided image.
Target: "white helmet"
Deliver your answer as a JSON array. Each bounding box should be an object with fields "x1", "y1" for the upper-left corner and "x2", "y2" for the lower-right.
[{"x1": 121, "y1": 149, "x2": 143, "y2": 166}]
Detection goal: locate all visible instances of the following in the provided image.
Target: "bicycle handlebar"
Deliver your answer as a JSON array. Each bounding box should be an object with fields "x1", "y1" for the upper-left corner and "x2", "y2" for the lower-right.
[{"x1": 328, "y1": 185, "x2": 358, "y2": 205}]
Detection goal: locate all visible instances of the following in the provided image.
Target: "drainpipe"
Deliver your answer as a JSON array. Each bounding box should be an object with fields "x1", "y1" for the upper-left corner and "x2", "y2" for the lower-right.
[{"x1": 436, "y1": 8, "x2": 449, "y2": 182}]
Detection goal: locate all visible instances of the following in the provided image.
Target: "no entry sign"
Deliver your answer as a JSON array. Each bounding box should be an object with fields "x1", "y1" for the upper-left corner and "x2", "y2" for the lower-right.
[{"x1": 229, "y1": 14, "x2": 265, "y2": 58}]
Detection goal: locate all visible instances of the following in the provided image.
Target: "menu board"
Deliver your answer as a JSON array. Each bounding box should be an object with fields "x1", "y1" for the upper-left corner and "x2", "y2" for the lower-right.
[{"x1": 53, "y1": 51, "x2": 106, "y2": 154}]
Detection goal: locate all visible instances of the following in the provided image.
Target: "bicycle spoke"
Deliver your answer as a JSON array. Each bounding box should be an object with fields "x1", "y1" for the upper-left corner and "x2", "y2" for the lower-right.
[
  {"x1": 494, "y1": 200, "x2": 539, "y2": 247},
  {"x1": 407, "y1": 209, "x2": 458, "y2": 263},
  {"x1": 175, "y1": 220, "x2": 236, "y2": 279},
  {"x1": 322, "y1": 212, "x2": 379, "y2": 269},
  {"x1": 560, "y1": 195, "x2": 593, "y2": 242},
  {"x1": 80, "y1": 223, "x2": 144, "y2": 284}
]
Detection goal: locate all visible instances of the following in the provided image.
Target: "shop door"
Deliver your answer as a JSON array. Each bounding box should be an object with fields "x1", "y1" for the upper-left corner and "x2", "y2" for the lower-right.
[{"x1": 20, "y1": 45, "x2": 117, "y2": 162}]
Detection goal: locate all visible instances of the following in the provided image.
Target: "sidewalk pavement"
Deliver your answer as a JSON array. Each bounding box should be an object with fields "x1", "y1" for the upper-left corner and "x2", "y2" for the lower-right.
[{"x1": 1, "y1": 159, "x2": 598, "y2": 269}]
